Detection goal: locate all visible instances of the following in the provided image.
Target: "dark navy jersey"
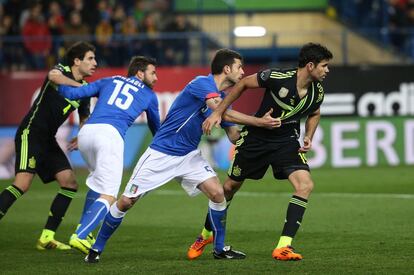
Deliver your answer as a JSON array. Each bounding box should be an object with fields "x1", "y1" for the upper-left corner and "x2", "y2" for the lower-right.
[
  {"x1": 17, "y1": 63, "x2": 90, "y2": 138},
  {"x1": 248, "y1": 68, "x2": 324, "y2": 141}
]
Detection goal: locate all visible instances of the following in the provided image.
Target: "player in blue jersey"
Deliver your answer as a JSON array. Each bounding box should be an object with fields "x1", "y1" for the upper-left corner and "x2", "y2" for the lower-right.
[
  {"x1": 57, "y1": 56, "x2": 160, "y2": 254},
  {"x1": 84, "y1": 49, "x2": 281, "y2": 263}
]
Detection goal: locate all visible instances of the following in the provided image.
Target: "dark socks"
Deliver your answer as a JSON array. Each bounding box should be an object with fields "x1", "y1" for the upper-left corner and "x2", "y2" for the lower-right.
[
  {"x1": 281, "y1": 195, "x2": 308, "y2": 237},
  {"x1": 44, "y1": 187, "x2": 77, "y2": 231},
  {"x1": 0, "y1": 185, "x2": 24, "y2": 220}
]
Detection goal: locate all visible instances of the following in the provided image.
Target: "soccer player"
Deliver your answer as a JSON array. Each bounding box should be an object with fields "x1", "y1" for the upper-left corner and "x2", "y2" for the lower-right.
[
  {"x1": 189, "y1": 42, "x2": 333, "y2": 261},
  {"x1": 84, "y1": 48, "x2": 281, "y2": 263},
  {"x1": 57, "y1": 56, "x2": 160, "y2": 254},
  {"x1": 0, "y1": 41, "x2": 97, "y2": 250}
]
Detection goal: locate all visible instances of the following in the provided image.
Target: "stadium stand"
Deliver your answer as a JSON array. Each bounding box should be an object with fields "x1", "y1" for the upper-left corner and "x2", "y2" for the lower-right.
[{"x1": 0, "y1": 0, "x2": 412, "y2": 71}]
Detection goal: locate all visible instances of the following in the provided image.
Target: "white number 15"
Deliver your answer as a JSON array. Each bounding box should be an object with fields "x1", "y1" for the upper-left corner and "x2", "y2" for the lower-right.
[{"x1": 107, "y1": 79, "x2": 138, "y2": 110}]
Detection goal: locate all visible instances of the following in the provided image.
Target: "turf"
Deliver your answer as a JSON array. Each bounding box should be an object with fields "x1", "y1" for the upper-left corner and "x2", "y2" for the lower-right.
[{"x1": 0, "y1": 166, "x2": 413, "y2": 274}]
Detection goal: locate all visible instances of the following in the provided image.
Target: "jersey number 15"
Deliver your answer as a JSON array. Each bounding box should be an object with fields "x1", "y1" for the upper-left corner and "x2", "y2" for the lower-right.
[{"x1": 107, "y1": 79, "x2": 138, "y2": 110}]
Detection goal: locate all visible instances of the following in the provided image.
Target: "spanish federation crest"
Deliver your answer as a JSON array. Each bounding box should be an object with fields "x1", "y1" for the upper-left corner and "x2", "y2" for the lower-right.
[
  {"x1": 28, "y1": 156, "x2": 36, "y2": 169},
  {"x1": 278, "y1": 87, "x2": 289, "y2": 98},
  {"x1": 232, "y1": 165, "x2": 241, "y2": 177}
]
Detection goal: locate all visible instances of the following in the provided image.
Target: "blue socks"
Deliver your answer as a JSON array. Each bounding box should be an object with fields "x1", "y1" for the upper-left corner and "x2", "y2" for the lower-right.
[
  {"x1": 92, "y1": 203, "x2": 126, "y2": 253},
  {"x1": 77, "y1": 198, "x2": 109, "y2": 239},
  {"x1": 208, "y1": 199, "x2": 227, "y2": 253},
  {"x1": 80, "y1": 189, "x2": 100, "y2": 219}
]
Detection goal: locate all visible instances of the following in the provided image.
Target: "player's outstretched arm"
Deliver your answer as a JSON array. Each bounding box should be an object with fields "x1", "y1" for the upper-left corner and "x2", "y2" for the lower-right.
[
  {"x1": 202, "y1": 73, "x2": 259, "y2": 135},
  {"x1": 48, "y1": 69, "x2": 83, "y2": 87},
  {"x1": 299, "y1": 108, "x2": 321, "y2": 153},
  {"x1": 58, "y1": 79, "x2": 102, "y2": 100},
  {"x1": 205, "y1": 95, "x2": 281, "y2": 130},
  {"x1": 223, "y1": 108, "x2": 281, "y2": 129}
]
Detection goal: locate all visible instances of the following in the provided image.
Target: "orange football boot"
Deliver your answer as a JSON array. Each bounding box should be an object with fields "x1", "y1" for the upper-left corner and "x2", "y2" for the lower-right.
[
  {"x1": 272, "y1": 246, "x2": 303, "y2": 261},
  {"x1": 187, "y1": 235, "x2": 214, "y2": 260}
]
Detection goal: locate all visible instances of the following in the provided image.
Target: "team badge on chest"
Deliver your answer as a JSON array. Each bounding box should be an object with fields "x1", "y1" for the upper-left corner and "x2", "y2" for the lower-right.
[{"x1": 278, "y1": 87, "x2": 289, "y2": 98}]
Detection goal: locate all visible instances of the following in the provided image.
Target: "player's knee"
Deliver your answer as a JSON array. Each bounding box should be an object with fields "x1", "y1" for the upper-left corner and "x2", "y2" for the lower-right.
[
  {"x1": 59, "y1": 178, "x2": 78, "y2": 190},
  {"x1": 56, "y1": 170, "x2": 78, "y2": 190},
  {"x1": 296, "y1": 179, "x2": 314, "y2": 196},
  {"x1": 14, "y1": 172, "x2": 35, "y2": 193},
  {"x1": 119, "y1": 195, "x2": 139, "y2": 211},
  {"x1": 14, "y1": 181, "x2": 30, "y2": 193},
  {"x1": 223, "y1": 180, "x2": 241, "y2": 198},
  {"x1": 209, "y1": 187, "x2": 224, "y2": 203},
  {"x1": 101, "y1": 194, "x2": 116, "y2": 205},
  {"x1": 223, "y1": 184, "x2": 236, "y2": 199}
]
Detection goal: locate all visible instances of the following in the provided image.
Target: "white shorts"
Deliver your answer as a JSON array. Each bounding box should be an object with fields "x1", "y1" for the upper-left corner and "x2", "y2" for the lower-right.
[
  {"x1": 123, "y1": 147, "x2": 216, "y2": 198},
  {"x1": 78, "y1": 124, "x2": 124, "y2": 197}
]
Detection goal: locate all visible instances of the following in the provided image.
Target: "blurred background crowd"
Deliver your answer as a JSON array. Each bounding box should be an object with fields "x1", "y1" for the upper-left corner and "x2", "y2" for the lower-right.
[
  {"x1": 0, "y1": 0, "x2": 195, "y2": 70},
  {"x1": 330, "y1": 0, "x2": 414, "y2": 58}
]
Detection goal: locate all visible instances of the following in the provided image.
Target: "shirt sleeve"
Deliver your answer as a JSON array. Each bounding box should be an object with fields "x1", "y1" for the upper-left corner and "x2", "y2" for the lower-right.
[
  {"x1": 257, "y1": 68, "x2": 275, "y2": 89},
  {"x1": 58, "y1": 78, "x2": 106, "y2": 100},
  {"x1": 188, "y1": 78, "x2": 219, "y2": 101},
  {"x1": 53, "y1": 63, "x2": 69, "y2": 74},
  {"x1": 145, "y1": 93, "x2": 161, "y2": 136}
]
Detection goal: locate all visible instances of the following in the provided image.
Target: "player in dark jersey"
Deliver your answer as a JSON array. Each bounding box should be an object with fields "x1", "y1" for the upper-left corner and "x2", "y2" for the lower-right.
[
  {"x1": 188, "y1": 43, "x2": 333, "y2": 261},
  {"x1": 0, "y1": 41, "x2": 97, "y2": 250}
]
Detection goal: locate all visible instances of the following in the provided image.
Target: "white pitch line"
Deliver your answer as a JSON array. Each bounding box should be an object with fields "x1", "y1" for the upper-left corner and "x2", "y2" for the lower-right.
[{"x1": 152, "y1": 190, "x2": 414, "y2": 200}]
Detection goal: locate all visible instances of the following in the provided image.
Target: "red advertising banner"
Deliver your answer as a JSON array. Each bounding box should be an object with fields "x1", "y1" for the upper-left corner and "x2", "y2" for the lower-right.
[{"x1": 0, "y1": 66, "x2": 264, "y2": 125}]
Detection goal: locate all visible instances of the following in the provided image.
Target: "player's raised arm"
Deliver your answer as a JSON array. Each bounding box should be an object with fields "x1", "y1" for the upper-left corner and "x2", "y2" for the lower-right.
[
  {"x1": 48, "y1": 68, "x2": 83, "y2": 87},
  {"x1": 223, "y1": 108, "x2": 281, "y2": 129},
  {"x1": 202, "y1": 73, "x2": 260, "y2": 135}
]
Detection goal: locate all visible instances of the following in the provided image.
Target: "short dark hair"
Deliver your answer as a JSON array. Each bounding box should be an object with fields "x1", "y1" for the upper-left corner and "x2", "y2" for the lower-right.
[
  {"x1": 298, "y1": 43, "x2": 333, "y2": 68},
  {"x1": 211, "y1": 48, "x2": 243, "y2": 75},
  {"x1": 127, "y1": 56, "x2": 157, "y2": 77},
  {"x1": 65, "y1": 41, "x2": 96, "y2": 66}
]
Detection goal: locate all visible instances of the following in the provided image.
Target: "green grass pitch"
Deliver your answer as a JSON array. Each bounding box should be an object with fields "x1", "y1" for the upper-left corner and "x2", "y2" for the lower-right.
[{"x1": 0, "y1": 166, "x2": 413, "y2": 274}]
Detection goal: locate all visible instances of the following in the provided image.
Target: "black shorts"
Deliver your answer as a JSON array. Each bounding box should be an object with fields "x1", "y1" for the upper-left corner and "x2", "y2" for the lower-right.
[
  {"x1": 14, "y1": 129, "x2": 72, "y2": 183},
  {"x1": 228, "y1": 133, "x2": 309, "y2": 181}
]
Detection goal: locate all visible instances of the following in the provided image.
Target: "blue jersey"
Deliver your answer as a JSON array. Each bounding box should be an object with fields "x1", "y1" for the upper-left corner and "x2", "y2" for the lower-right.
[
  {"x1": 150, "y1": 74, "x2": 233, "y2": 156},
  {"x1": 58, "y1": 76, "x2": 160, "y2": 138}
]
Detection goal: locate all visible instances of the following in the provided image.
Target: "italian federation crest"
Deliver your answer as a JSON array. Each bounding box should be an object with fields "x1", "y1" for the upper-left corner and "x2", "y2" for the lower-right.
[{"x1": 130, "y1": 184, "x2": 139, "y2": 194}]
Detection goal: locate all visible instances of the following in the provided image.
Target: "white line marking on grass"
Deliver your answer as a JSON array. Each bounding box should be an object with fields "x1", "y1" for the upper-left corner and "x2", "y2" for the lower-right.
[{"x1": 153, "y1": 190, "x2": 414, "y2": 199}]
